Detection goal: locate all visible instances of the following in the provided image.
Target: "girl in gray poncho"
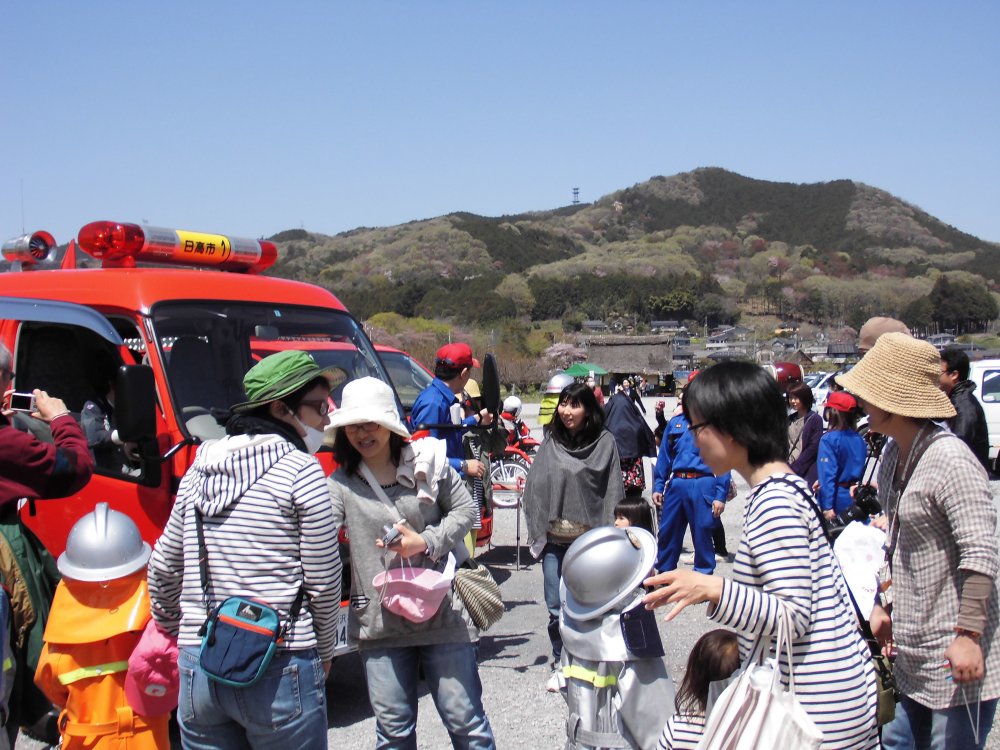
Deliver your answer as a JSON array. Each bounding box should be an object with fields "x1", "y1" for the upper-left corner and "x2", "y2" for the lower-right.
[{"x1": 522, "y1": 381, "x2": 623, "y2": 691}]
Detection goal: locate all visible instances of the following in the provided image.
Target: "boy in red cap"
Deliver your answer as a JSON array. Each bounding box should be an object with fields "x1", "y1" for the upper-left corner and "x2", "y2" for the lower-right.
[
  {"x1": 816, "y1": 391, "x2": 867, "y2": 519},
  {"x1": 410, "y1": 342, "x2": 492, "y2": 483}
]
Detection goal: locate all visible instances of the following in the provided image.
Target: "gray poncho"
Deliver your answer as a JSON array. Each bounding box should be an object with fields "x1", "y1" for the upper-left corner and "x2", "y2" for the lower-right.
[{"x1": 523, "y1": 429, "x2": 623, "y2": 555}]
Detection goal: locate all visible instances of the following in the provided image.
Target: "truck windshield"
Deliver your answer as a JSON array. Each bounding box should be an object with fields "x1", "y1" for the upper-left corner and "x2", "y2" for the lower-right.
[{"x1": 150, "y1": 301, "x2": 395, "y2": 440}]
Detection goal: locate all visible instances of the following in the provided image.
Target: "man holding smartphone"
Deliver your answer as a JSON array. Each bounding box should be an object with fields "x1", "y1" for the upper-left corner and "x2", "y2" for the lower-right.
[
  {"x1": 0, "y1": 341, "x2": 93, "y2": 745},
  {"x1": 0, "y1": 343, "x2": 93, "y2": 507}
]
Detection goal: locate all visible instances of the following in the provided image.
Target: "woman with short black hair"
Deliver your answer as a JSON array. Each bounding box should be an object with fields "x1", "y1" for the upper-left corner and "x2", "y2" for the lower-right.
[{"x1": 643, "y1": 361, "x2": 878, "y2": 749}]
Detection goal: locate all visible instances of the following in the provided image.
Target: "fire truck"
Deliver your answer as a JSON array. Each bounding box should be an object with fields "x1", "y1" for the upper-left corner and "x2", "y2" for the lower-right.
[{"x1": 0, "y1": 221, "x2": 403, "y2": 655}]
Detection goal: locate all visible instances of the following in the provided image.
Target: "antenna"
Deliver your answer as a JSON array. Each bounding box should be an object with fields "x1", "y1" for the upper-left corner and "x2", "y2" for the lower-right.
[{"x1": 572, "y1": 187, "x2": 580, "y2": 205}]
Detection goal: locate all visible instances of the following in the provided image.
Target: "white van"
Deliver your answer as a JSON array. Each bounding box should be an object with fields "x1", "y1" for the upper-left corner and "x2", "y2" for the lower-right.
[{"x1": 969, "y1": 358, "x2": 1000, "y2": 472}]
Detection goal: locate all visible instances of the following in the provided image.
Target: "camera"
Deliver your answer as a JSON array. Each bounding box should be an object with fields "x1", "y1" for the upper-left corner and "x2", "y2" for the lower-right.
[
  {"x1": 826, "y1": 484, "x2": 882, "y2": 539},
  {"x1": 8, "y1": 392, "x2": 36, "y2": 413},
  {"x1": 381, "y1": 522, "x2": 404, "y2": 548}
]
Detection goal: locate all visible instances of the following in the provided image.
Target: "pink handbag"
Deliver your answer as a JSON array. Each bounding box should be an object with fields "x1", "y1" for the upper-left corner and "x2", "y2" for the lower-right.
[{"x1": 372, "y1": 553, "x2": 456, "y2": 623}]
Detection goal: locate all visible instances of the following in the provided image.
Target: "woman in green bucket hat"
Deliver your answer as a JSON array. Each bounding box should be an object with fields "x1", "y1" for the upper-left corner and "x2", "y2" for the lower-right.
[{"x1": 148, "y1": 350, "x2": 343, "y2": 748}]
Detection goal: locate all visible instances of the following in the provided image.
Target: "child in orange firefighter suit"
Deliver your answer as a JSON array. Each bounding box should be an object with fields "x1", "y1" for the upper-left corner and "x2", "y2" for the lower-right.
[{"x1": 33, "y1": 503, "x2": 171, "y2": 749}]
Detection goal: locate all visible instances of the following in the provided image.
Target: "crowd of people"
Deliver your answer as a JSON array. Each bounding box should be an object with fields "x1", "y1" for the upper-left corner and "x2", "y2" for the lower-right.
[{"x1": 0, "y1": 324, "x2": 996, "y2": 749}]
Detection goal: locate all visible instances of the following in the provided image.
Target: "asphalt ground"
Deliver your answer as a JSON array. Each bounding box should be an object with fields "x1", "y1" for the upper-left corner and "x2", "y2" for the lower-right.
[{"x1": 17, "y1": 396, "x2": 1000, "y2": 748}]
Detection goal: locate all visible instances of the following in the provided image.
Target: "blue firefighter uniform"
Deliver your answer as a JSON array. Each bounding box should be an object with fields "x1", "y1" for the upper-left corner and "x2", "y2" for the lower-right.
[
  {"x1": 816, "y1": 429, "x2": 867, "y2": 516},
  {"x1": 652, "y1": 414, "x2": 730, "y2": 573}
]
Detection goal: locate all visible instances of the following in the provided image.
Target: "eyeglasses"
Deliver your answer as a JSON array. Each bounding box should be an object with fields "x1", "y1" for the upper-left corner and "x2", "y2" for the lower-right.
[
  {"x1": 688, "y1": 421, "x2": 712, "y2": 437},
  {"x1": 344, "y1": 421, "x2": 380, "y2": 433},
  {"x1": 298, "y1": 399, "x2": 331, "y2": 417}
]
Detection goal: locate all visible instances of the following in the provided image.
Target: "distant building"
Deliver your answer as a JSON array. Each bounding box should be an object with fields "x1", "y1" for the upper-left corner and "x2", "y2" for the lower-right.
[
  {"x1": 582, "y1": 320, "x2": 608, "y2": 333},
  {"x1": 650, "y1": 320, "x2": 685, "y2": 334},
  {"x1": 826, "y1": 341, "x2": 858, "y2": 363},
  {"x1": 580, "y1": 334, "x2": 673, "y2": 379}
]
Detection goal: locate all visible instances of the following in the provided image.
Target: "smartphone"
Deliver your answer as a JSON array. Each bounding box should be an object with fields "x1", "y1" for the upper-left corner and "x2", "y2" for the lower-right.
[{"x1": 8, "y1": 392, "x2": 36, "y2": 413}]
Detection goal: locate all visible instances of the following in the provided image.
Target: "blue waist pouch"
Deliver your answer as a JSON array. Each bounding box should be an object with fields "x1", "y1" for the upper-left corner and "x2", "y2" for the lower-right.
[{"x1": 199, "y1": 596, "x2": 282, "y2": 687}]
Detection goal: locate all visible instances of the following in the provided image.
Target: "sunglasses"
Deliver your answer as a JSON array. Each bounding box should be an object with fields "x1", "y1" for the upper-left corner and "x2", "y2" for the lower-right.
[{"x1": 298, "y1": 399, "x2": 331, "y2": 416}]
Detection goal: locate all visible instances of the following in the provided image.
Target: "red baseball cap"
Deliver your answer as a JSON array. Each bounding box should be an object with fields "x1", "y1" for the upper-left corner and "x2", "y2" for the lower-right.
[
  {"x1": 825, "y1": 391, "x2": 858, "y2": 413},
  {"x1": 435, "y1": 343, "x2": 479, "y2": 369}
]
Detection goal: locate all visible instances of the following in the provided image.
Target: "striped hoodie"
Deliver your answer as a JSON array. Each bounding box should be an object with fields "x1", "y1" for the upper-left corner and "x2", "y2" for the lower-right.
[{"x1": 147, "y1": 434, "x2": 341, "y2": 661}]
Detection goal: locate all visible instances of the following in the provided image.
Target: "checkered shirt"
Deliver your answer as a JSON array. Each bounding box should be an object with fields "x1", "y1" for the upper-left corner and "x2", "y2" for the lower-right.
[{"x1": 879, "y1": 430, "x2": 1000, "y2": 708}]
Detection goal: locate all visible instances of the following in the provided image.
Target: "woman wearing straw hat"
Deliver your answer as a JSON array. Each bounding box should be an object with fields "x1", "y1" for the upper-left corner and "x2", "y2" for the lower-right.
[
  {"x1": 838, "y1": 332, "x2": 999, "y2": 749},
  {"x1": 326, "y1": 377, "x2": 495, "y2": 750},
  {"x1": 148, "y1": 350, "x2": 343, "y2": 748}
]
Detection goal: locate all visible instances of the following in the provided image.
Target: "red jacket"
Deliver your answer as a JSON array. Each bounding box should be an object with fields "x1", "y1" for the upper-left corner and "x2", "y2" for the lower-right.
[{"x1": 0, "y1": 414, "x2": 93, "y2": 506}]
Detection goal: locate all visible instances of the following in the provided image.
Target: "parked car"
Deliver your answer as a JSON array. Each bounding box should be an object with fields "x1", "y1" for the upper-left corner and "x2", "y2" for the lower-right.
[{"x1": 969, "y1": 358, "x2": 1000, "y2": 473}]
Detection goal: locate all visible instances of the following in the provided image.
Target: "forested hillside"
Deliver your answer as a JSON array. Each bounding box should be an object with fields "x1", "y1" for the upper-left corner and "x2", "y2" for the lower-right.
[{"x1": 267, "y1": 168, "x2": 999, "y2": 334}]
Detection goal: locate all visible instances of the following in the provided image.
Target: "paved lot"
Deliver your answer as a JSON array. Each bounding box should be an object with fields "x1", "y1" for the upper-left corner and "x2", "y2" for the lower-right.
[{"x1": 18, "y1": 396, "x2": 1000, "y2": 748}]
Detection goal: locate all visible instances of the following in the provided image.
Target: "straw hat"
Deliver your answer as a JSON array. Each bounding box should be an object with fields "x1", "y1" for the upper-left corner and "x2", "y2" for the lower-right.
[
  {"x1": 835, "y1": 332, "x2": 955, "y2": 419},
  {"x1": 326, "y1": 376, "x2": 411, "y2": 439}
]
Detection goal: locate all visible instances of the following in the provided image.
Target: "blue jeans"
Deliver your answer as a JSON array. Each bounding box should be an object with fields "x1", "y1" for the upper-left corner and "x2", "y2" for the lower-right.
[
  {"x1": 541, "y1": 542, "x2": 569, "y2": 662},
  {"x1": 177, "y1": 647, "x2": 328, "y2": 749},
  {"x1": 656, "y1": 475, "x2": 718, "y2": 574},
  {"x1": 882, "y1": 694, "x2": 997, "y2": 750},
  {"x1": 360, "y1": 641, "x2": 495, "y2": 749}
]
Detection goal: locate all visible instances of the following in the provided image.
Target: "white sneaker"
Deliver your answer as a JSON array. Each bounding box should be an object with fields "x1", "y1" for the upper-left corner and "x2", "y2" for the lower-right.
[
  {"x1": 546, "y1": 669, "x2": 563, "y2": 693},
  {"x1": 681, "y1": 552, "x2": 696, "y2": 565}
]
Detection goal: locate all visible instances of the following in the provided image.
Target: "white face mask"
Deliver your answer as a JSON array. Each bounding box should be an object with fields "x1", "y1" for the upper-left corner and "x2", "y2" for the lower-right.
[{"x1": 296, "y1": 416, "x2": 329, "y2": 455}]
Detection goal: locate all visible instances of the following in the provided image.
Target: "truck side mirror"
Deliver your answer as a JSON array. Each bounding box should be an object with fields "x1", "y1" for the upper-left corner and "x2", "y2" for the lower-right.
[{"x1": 115, "y1": 364, "x2": 157, "y2": 441}]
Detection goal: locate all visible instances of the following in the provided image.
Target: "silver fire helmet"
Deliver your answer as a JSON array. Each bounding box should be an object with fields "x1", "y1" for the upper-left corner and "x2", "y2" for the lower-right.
[
  {"x1": 560, "y1": 526, "x2": 658, "y2": 621},
  {"x1": 57, "y1": 502, "x2": 151, "y2": 582},
  {"x1": 545, "y1": 372, "x2": 575, "y2": 395}
]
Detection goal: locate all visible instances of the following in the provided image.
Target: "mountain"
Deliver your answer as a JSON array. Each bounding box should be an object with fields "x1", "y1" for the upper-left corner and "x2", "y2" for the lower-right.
[{"x1": 266, "y1": 168, "x2": 999, "y2": 331}]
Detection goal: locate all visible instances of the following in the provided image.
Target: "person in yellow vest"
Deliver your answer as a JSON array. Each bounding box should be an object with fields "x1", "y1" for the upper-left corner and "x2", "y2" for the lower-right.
[
  {"x1": 34, "y1": 503, "x2": 169, "y2": 749},
  {"x1": 538, "y1": 373, "x2": 575, "y2": 432}
]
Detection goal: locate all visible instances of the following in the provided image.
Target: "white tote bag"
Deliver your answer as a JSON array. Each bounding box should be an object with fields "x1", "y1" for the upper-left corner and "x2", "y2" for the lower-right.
[{"x1": 696, "y1": 609, "x2": 823, "y2": 750}]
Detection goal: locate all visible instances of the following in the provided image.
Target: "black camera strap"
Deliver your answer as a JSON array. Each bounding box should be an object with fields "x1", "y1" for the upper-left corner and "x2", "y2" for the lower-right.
[{"x1": 763, "y1": 476, "x2": 884, "y2": 658}]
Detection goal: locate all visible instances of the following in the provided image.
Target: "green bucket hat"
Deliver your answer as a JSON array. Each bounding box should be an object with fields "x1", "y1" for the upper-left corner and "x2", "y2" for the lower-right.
[{"x1": 232, "y1": 350, "x2": 341, "y2": 413}]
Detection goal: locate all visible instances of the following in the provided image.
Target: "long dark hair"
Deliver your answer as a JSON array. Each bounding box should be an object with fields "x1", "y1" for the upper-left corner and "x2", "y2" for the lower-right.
[
  {"x1": 332, "y1": 428, "x2": 407, "y2": 476},
  {"x1": 675, "y1": 629, "x2": 740, "y2": 715},
  {"x1": 548, "y1": 381, "x2": 605, "y2": 449},
  {"x1": 683, "y1": 362, "x2": 788, "y2": 467}
]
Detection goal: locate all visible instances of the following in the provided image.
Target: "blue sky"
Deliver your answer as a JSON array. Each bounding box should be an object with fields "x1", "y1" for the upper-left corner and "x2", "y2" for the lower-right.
[{"x1": 3, "y1": 2, "x2": 998, "y2": 247}]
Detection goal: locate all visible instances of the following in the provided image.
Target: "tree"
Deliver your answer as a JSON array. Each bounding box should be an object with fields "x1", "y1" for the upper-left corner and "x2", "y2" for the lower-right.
[{"x1": 929, "y1": 275, "x2": 999, "y2": 333}]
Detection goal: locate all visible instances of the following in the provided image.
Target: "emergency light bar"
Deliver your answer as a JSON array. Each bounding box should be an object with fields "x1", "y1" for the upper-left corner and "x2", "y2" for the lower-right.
[
  {"x1": 2, "y1": 231, "x2": 58, "y2": 265},
  {"x1": 76, "y1": 221, "x2": 277, "y2": 274}
]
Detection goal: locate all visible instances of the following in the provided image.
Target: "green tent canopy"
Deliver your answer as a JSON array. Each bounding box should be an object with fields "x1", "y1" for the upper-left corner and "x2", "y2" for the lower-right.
[{"x1": 564, "y1": 362, "x2": 609, "y2": 377}]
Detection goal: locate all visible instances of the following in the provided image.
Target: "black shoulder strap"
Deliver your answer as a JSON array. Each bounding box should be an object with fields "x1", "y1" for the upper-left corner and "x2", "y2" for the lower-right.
[
  {"x1": 762, "y1": 475, "x2": 882, "y2": 656},
  {"x1": 194, "y1": 454, "x2": 306, "y2": 626}
]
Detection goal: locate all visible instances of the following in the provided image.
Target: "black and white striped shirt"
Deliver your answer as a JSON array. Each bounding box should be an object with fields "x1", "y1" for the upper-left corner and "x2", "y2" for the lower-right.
[
  {"x1": 708, "y1": 473, "x2": 878, "y2": 749},
  {"x1": 148, "y1": 434, "x2": 342, "y2": 660}
]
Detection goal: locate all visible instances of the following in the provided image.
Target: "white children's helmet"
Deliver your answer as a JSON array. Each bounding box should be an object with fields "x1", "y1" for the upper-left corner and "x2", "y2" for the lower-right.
[
  {"x1": 560, "y1": 526, "x2": 657, "y2": 620},
  {"x1": 57, "y1": 502, "x2": 151, "y2": 582},
  {"x1": 545, "y1": 372, "x2": 575, "y2": 395},
  {"x1": 502, "y1": 395, "x2": 523, "y2": 419}
]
